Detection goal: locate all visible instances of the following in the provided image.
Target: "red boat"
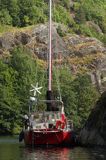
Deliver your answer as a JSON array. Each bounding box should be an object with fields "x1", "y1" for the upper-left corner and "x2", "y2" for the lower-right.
[
  {"x1": 24, "y1": 130, "x2": 72, "y2": 145},
  {"x1": 23, "y1": 102, "x2": 74, "y2": 146},
  {"x1": 20, "y1": 0, "x2": 74, "y2": 146}
]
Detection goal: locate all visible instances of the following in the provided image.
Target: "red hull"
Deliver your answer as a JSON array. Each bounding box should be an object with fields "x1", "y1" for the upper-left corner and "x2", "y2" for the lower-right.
[{"x1": 24, "y1": 129, "x2": 72, "y2": 145}]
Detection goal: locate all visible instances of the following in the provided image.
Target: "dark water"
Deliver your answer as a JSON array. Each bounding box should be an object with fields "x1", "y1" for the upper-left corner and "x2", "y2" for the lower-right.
[{"x1": 0, "y1": 137, "x2": 106, "y2": 160}]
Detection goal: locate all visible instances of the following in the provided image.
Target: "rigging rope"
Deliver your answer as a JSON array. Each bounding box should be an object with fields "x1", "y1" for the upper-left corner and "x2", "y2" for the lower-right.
[
  {"x1": 35, "y1": 58, "x2": 47, "y2": 100},
  {"x1": 52, "y1": 0, "x2": 62, "y2": 101}
]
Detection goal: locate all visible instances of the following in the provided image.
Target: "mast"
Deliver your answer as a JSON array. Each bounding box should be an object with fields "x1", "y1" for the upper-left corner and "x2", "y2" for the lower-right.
[
  {"x1": 46, "y1": 0, "x2": 53, "y2": 111},
  {"x1": 48, "y1": 0, "x2": 52, "y2": 91},
  {"x1": 46, "y1": 0, "x2": 59, "y2": 111}
]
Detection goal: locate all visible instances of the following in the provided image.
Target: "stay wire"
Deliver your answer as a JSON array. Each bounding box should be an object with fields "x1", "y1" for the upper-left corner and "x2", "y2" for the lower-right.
[{"x1": 52, "y1": 0, "x2": 62, "y2": 101}]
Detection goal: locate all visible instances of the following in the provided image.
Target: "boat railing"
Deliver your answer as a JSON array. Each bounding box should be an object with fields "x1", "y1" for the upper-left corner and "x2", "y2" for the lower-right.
[
  {"x1": 29, "y1": 99, "x2": 63, "y2": 113},
  {"x1": 38, "y1": 100, "x2": 63, "y2": 110},
  {"x1": 67, "y1": 120, "x2": 74, "y2": 130},
  {"x1": 38, "y1": 99, "x2": 63, "y2": 104},
  {"x1": 29, "y1": 111, "x2": 61, "y2": 125}
]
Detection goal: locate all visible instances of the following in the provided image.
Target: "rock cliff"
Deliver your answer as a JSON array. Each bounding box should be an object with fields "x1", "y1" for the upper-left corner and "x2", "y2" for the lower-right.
[
  {"x1": 0, "y1": 24, "x2": 106, "y2": 92},
  {"x1": 80, "y1": 91, "x2": 106, "y2": 146}
]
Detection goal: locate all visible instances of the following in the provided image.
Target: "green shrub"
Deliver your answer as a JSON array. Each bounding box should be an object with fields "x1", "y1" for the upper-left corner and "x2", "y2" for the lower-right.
[
  {"x1": 0, "y1": 9, "x2": 12, "y2": 25},
  {"x1": 53, "y1": 5, "x2": 75, "y2": 26}
]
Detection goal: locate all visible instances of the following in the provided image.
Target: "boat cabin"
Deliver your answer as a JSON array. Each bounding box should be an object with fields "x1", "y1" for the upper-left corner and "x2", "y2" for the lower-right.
[{"x1": 29, "y1": 111, "x2": 61, "y2": 130}]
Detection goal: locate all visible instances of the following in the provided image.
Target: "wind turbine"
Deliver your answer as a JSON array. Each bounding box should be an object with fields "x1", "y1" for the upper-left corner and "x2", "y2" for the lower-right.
[{"x1": 30, "y1": 82, "x2": 42, "y2": 97}]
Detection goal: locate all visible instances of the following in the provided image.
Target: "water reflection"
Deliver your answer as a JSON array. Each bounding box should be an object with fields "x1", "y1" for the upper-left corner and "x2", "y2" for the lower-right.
[
  {"x1": 22, "y1": 147, "x2": 70, "y2": 160},
  {"x1": 0, "y1": 137, "x2": 106, "y2": 160},
  {"x1": 22, "y1": 146, "x2": 94, "y2": 160}
]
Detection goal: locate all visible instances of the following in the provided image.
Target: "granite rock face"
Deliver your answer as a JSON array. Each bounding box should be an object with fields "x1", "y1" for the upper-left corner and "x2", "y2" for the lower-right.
[
  {"x1": 63, "y1": 34, "x2": 106, "y2": 93},
  {"x1": 0, "y1": 24, "x2": 106, "y2": 92},
  {"x1": 80, "y1": 91, "x2": 106, "y2": 146}
]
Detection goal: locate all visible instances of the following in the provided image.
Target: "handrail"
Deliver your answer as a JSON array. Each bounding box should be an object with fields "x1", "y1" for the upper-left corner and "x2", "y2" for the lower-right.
[{"x1": 38, "y1": 99, "x2": 63, "y2": 105}]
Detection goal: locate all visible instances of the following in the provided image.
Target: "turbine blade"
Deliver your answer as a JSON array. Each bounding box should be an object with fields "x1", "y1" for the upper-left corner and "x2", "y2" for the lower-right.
[
  {"x1": 36, "y1": 89, "x2": 41, "y2": 94},
  {"x1": 30, "y1": 89, "x2": 34, "y2": 92},
  {"x1": 37, "y1": 87, "x2": 42, "y2": 89},
  {"x1": 36, "y1": 82, "x2": 38, "y2": 87},
  {"x1": 31, "y1": 84, "x2": 35, "y2": 88}
]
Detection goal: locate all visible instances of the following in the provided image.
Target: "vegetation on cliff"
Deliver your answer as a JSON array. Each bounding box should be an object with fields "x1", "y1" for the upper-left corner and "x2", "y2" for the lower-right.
[
  {"x1": 0, "y1": 46, "x2": 99, "y2": 134},
  {"x1": 0, "y1": 0, "x2": 106, "y2": 43}
]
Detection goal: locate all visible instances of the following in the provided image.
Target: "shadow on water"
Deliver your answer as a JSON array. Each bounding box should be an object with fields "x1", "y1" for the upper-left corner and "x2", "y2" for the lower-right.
[
  {"x1": 89, "y1": 147, "x2": 106, "y2": 160},
  {"x1": 0, "y1": 136, "x2": 106, "y2": 160}
]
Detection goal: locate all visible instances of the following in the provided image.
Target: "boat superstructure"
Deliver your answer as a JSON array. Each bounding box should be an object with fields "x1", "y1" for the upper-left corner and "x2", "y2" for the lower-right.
[{"x1": 23, "y1": 100, "x2": 74, "y2": 145}]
